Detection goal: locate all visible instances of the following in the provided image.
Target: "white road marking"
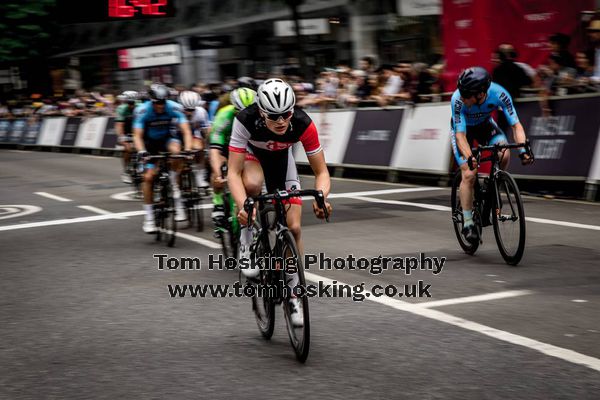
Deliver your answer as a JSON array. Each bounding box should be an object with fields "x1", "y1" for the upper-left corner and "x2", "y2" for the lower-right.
[
  {"x1": 0, "y1": 205, "x2": 42, "y2": 220},
  {"x1": 346, "y1": 195, "x2": 600, "y2": 231},
  {"x1": 175, "y1": 231, "x2": 221, "y2": 249},
  {"x1": 34, "y1": 192, "x2": 72, "y2": 202},
  {"x1": 494, "y1": 280, "x2": 507, "y2": 283},
  {"x1": 303, "y1": 271, "x2": 600, "y2": 373},
  {"x1": 571, "y1": 299, "x2": 588, "y2": 303},
  {"x1": 329, "y1": 187, "x2": 444, "y2": 198},
  {"x1": 525, "y1": 217, "x2": 600, "y2": 231},
  {"x1": 80, "y1": 155, "x2": 109, "y2": 159},
  {"x1": 78, "y1": 205, "x2": 127, "y2": 220},
  {"x1": 349, "y1": 195, "x2": 451, "y2": 211},
  {"x1": 419, "y1": 290, "x2": 532, "y2": 308}
]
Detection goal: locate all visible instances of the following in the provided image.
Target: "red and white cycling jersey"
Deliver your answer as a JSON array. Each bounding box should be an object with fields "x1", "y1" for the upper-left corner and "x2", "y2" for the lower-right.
[
  {"x1": 228, "y1": 104, "x2": 323, "y2": 202},
  {"x1": 228, "y1": 103, "x2": 322, "y2": 157}
]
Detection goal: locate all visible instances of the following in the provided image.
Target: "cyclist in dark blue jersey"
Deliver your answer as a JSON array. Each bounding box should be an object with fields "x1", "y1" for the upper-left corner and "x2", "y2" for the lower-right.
[
  {"x1": 133, "y1": 84, "x2": 193, "y2": 234},
  {"x1": 450, "y1": 67, "x2": 533, "y2": 243}
]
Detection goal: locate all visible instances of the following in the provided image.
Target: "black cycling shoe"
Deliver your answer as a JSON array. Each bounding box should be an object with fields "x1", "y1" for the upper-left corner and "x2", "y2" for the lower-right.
[{"x1": 462, "y1": 224, "x2": 479, "y2": 244}]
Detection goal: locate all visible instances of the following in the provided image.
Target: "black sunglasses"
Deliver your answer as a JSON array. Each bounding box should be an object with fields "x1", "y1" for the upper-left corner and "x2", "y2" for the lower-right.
[
  {"x1": 459, "y1": 90, "x2": 477, "y2": 99},
  {"x1": 264, "y1": 110, "x2": 293, "y2": 121},
  {"x1": 184, "y1": 108, "x2": 195, "y2": 112},
  {"x1": 151, "y1": 99, "x2": 166, "y2": 105}
]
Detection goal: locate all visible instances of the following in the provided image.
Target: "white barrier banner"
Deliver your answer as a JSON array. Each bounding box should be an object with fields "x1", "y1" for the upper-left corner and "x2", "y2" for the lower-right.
[
  {"x1": 294, "y1": 110, "x2": 356, "y2": 165},
  {"x1": 587, "y1": 126, "x2": 600, "y2": 182},
  {"x1": 75, "y1": 117, "x2": 108, "y2": 148},
  {"x1": 38, "y1": 117, "x2": 67, "y2": 146},
  {"x1": 391, "y1": 104, "x2": 451, "y2": 173}
]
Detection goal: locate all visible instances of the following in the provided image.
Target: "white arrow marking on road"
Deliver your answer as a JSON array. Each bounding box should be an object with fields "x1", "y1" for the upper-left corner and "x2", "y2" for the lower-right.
[
  {"x1": 0, "y1": 205, "x2": 42, "y2": 220},
  {"x1": 78, "y1": 205, "x2": 128, "y2": 219}
]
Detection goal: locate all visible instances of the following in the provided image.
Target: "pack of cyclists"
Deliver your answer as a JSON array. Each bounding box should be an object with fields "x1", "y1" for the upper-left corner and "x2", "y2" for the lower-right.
[{"x1": 119, "y1": 66, "x2": 533, "y2": 273}]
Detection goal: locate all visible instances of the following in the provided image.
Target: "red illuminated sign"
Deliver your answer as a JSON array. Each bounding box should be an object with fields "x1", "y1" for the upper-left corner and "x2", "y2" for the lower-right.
[
  {"x1": 57, "y1": 0, "x2": 175, "y2": 23},
  {"x1": 108, "y1": 0, "x2": 169, "y2": 18}
]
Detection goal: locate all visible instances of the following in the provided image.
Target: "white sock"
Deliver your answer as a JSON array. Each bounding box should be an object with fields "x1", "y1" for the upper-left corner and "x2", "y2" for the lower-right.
[
  {"x1": 286, "y1": 271, "x2": 299, "y2": 290},
  {"x1": 192, "y1": 165, "x2": 206, "y2": 186},
  {"x1": 169, "y1": 171, "x2": 179, "y2": 191},
  {"x1": 174, "y1": 196, "x2": 183, "y2": 209},
  {"x1": 463, "y1": 209, "x2": 473, "y2": 227},
  {"x1": 143, "y1": 204, "x2": 154, "y2": 220},
  {"x1": 239, "y1": 226, "x2": 253, "y2": 249}
]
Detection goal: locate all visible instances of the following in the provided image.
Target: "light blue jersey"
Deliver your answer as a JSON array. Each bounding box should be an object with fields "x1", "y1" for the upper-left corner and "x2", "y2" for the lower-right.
[
  {"x1": 133, "y1": 100, "x2": 187, "y2": 140},
  {"x1": 450, "y1": 82, "x2": 519, "y2": 133}
]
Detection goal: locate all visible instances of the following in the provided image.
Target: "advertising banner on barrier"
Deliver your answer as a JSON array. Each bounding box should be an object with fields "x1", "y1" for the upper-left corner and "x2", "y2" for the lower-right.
[
  {"x1": 22, "y1": 119, "x2": 42, "y2": 145},
  {"x1": 61, "y1": 117, "x2": 81, "y2": 146},
  {"x1": 294, "y1": 111, "x2": 356, "y2": 164},
  {"x1": 101, "y1": 118, "x2": 118, "y2": 149},
  {"x1": 38, "y1": 117, "x2": 67, "y2": 146},
  {"x1": 0, "y1": 119, "x2": 11, "y2": 142},
  {"x1": 391, "y1": 104, "x2": 452, "y2": 173},
  {"x1": 8, "y1": 119, "x2": 27, "y2": 143},
  {"x1": 509, "y1": 96, "x2": 600, "y2": 177},
  {"x1": 75, "y1": 117, "x2": 108, "y2": 148},
  {"x1": 343, "y1": 109, "x2": 403, "y2": 166}
]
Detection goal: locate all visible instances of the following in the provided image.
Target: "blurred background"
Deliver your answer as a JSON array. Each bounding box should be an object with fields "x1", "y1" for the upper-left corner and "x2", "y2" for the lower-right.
[{"x1": 2, "y1": 0, "x2": 600, "y2": 198}]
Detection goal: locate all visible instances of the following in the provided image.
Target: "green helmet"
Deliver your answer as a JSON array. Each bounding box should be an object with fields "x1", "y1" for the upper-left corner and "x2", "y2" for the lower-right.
[{"x1": 230, "y1": 87, "x2": 256, "y2": 111}]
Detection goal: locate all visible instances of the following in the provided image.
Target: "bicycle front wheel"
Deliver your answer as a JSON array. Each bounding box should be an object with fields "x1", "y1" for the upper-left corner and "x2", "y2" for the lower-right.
[
  {"x1": 451, "y1": 172, "x2": 479, "y2": 255},
  {"x1": 279, "y1": 230, "x2": 310, "y2": 363},
  {"x1": 492, "y1": 171, "x2": 526, "y2": 265},
  {"x1": 250, "y1": 236, "x2": 275, "y2": 339},
  {"x1": 163, "y1": 186, "x2": 177, "y2": 247}
]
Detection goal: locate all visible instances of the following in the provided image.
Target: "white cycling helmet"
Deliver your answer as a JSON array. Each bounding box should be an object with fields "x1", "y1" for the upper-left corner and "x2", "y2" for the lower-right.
[
  {"x1": 256, "y1": 78, "x2": 295, "y2": 114},
  {"x1": 121, "y1": 90, "x2": 138, "y2": 103},
  {"x1": 178, "y1": 90, "x2": 201, "y2": 109}
]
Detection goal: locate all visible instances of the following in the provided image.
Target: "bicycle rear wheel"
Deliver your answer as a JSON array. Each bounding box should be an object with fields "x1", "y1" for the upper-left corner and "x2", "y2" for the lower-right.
[
  {"x1": 492, "y1": 171, "x2": 526, "y2": 265},
  {"x1": 451, "y1": 172, "x2": 479, "y2": 255},
  {"x1": 279, "y1": 230, "x2": 310, "y2": 363},
  {"x1": 195, "y1": 188, "x2": 204, "y2": 233},
  {"x1": 219, "y1": 194, "x2": 237, "y2": 259}
]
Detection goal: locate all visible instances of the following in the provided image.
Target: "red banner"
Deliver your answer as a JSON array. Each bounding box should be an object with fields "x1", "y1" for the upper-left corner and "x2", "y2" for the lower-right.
[{"x1": 442, "y1": 0, "x2": 594, "y2": 90}]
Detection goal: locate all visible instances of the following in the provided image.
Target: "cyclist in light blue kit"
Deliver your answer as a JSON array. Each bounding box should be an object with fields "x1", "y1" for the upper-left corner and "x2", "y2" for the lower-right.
[
  {"x1": 133, "y1": 84, "x2": 193, "y2": 233},
  {"x1": 450, "y1": 67, "x2": 533, "y2": 243}
]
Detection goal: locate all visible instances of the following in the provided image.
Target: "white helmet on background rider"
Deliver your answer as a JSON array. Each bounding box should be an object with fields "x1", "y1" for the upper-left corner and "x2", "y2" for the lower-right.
[
  {"x1": 121, "y1": 90, "x2": 138, "y2": 104},
  {"x1": 178, "y1": 90, "x2": 202, "y2": 110},
  {"x1": 256, "y1": 78, "x2": 295, "y2": 114}
]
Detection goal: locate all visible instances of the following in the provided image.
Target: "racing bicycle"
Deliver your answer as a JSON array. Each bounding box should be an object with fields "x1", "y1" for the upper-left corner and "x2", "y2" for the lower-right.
[
  {"x1": 451, "y1": 142, "x2": 533, "y2": 265},
  {"x1": 179, "y1": 150, "x2": 206, "y2": 232},
  {"x1": 243, "y1": 189, "x2": 329, "y2": 362},
  {"x1": 121, "y1": 136, "x2": 142, "y2": 199},
  {"x1": 145, "y1": 153, "x2": 187, "y2": 247}
]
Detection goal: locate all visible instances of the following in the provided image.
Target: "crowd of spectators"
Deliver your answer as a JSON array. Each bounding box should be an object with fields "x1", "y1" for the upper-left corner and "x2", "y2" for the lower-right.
[{"x1": 1, "y1": 18, "x2": 600, "y2": 120}]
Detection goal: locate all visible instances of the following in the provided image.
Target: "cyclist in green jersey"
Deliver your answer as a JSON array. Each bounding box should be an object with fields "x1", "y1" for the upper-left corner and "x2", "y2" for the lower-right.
[
  {"x1": 209, "y1": 87, "x2": 256, "y2": 228},
  {"x1": 115, "y1": 90, "x2": 138, "y2": 183}
]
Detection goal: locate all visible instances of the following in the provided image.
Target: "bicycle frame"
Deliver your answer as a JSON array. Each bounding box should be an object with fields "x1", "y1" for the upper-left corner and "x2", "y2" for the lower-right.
[
  {"x1": 472, "y1": 142, "x2": 532, "y2": 225},
  {"x1": 244, "y1": 189, "x2": 329, "y2": 253}
]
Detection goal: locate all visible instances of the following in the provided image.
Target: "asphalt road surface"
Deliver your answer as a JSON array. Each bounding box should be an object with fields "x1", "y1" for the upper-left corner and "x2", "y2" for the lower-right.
[{"x1": 1, "y1": 150, "x2": 599, "y2": 399}]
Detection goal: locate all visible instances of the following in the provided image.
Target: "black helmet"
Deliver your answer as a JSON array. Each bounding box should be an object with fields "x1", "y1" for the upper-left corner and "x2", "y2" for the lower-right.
[
  {"x1": 148, "y1": 83, "x2": 169, "y2": 102},
  {"x1": 237, "y1": 76, "x2": 257, "y2": 91},
  {"x1": 457, "y1": 67, "x2": 491, "y2": 97}
]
